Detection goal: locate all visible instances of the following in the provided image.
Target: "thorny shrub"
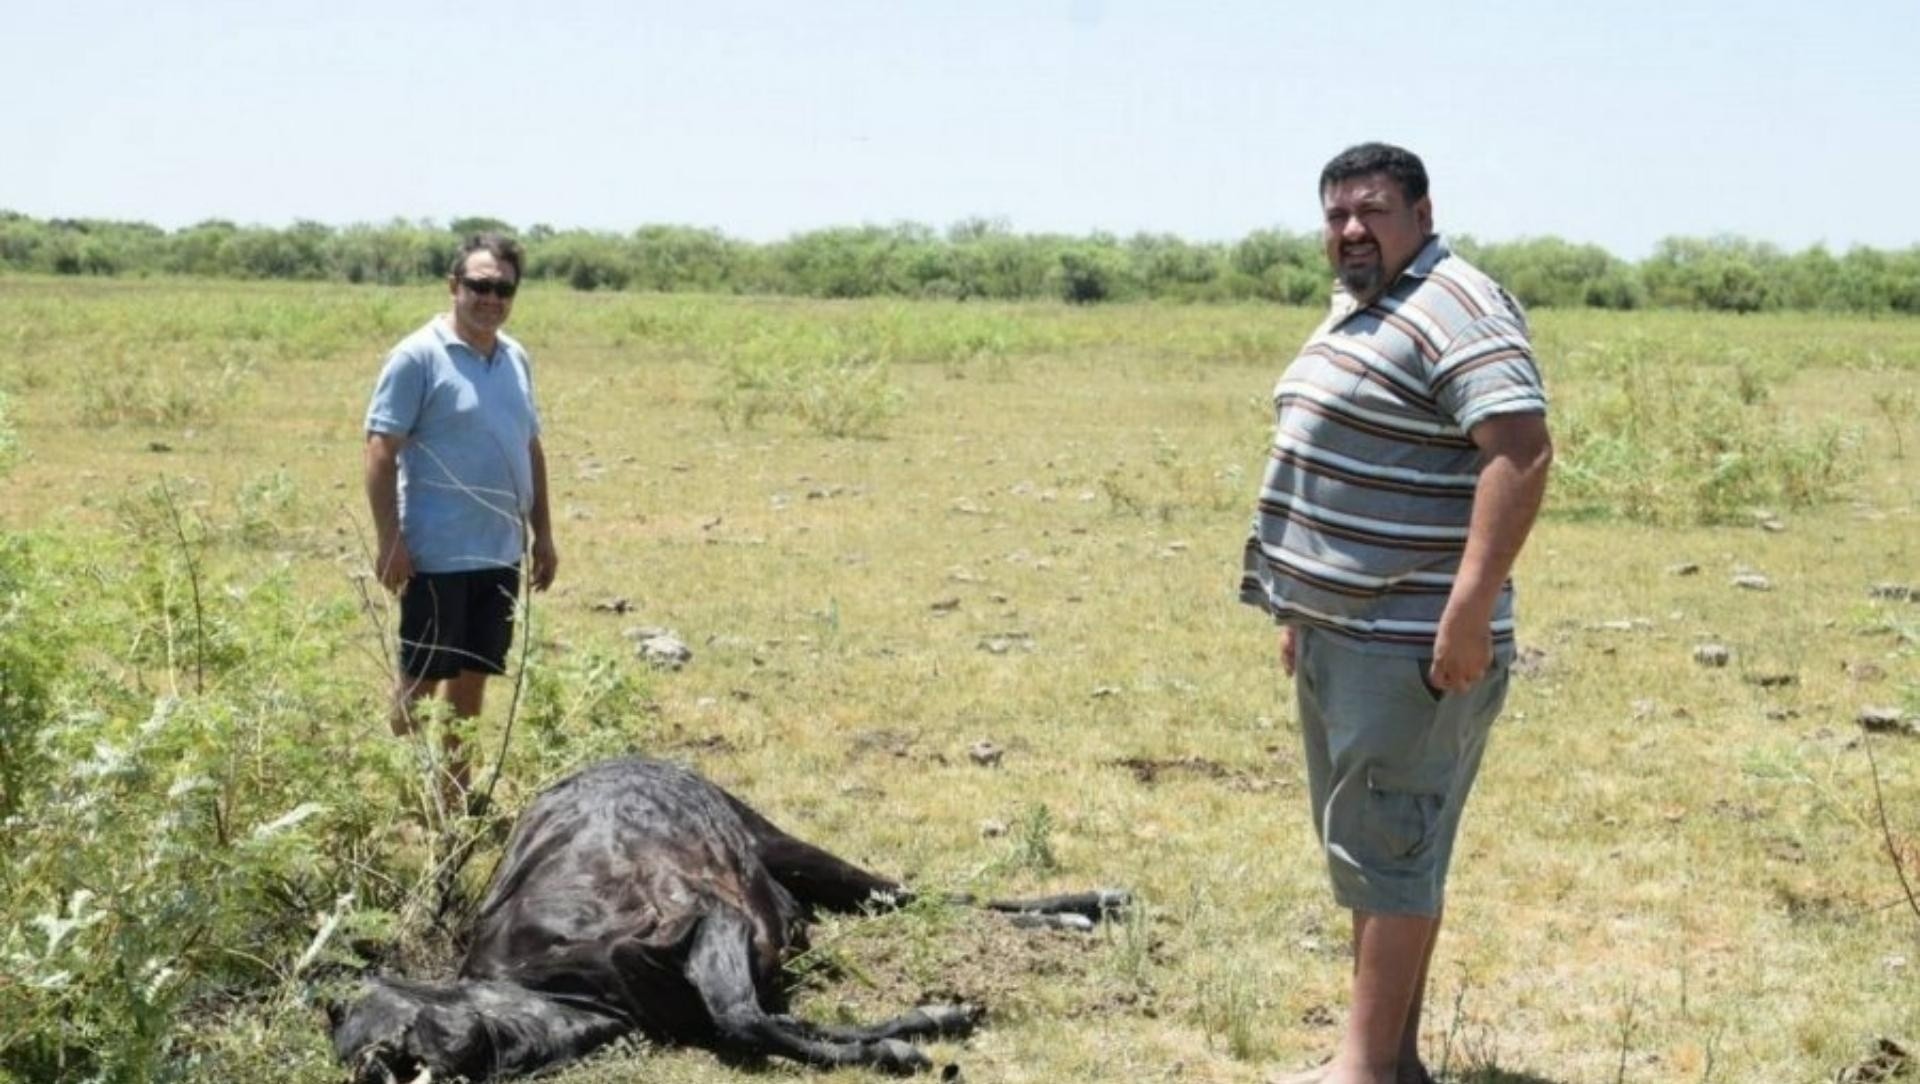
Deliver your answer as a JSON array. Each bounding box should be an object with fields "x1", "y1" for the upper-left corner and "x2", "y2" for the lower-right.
[
  {"x1": 0, "y1": 527, "x2": 415, "y2": 1082},
  {"x1": 0, "y1": 494, "x2": 653, "y2": 1081}
]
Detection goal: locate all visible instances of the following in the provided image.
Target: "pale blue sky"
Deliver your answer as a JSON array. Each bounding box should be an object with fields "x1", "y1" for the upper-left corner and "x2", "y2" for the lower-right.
[{"x1": 7, "y1": 0, "x2": 1916, "y2": 258}]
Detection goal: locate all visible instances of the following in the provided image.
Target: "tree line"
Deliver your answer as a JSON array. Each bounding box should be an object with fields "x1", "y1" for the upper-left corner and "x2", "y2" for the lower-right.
[{"x1": 2, "y1": 210, "x2": 1916, "y2": 313}]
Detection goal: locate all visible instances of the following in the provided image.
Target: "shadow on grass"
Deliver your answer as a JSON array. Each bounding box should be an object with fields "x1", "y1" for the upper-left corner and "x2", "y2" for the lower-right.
[{"x1": 1448, "y1": 1070, "x2": 1567, "y2": 1084}]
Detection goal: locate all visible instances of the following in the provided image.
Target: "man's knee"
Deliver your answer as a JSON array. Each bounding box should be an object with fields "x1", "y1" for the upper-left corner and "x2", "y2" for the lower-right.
[
  {"x1": 444, "y1": 670, "x2": 489, "y2": 717},
  {"x1": 390, "y1": 676, "x2": 437, "y2": 735}
]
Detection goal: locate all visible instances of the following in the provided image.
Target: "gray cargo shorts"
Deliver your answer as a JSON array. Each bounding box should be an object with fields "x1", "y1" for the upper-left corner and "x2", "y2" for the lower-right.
[{"x1": 1293, "y1": 625, "x2": 1511, "y2": 916}]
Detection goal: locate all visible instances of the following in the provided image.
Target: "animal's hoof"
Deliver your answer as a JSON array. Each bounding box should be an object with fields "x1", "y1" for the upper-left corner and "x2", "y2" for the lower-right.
[
  {"x1": 351, "y1": 1047, "x2": 429, "y2": 1084},
  {"x1": 1008, "y1": 911, "x2": 1095, "y2": 932},
  {"x1": 869, "y1": 1038, "x2": 932, "y2": 1075}
]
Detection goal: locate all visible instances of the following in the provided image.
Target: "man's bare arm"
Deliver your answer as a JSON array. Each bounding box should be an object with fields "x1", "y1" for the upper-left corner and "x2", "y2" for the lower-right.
[
  {"x1": 527, "y1": 436, "x2": 558, "y2": 591},
  {"x1": 364, "y1": 432, "x2": 413, "y2": 593},
  {"x1": 1430, "y1": 412, "x2": 1552, "y2": 692}
]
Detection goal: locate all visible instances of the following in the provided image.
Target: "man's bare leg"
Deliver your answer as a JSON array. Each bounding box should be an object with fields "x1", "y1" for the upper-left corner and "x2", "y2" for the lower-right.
[
  {"x1": 388, "y1": 671, "x2": 483, "y2": 809},
  {"x1": 1270, "y1": 908, "x2": 1440, "y2": 1084},
  {"x1": 440, "y1": 669, "x2": 489, "y2": 799},
  {"x1": 1313, "y1": 910, "x2": 1435, "y2": 1084},
  {"x1": 390, "y1": 673, "x2": 461, "y2": 814},
  {"x1": 389, "y1": 673, "x2": 436, "y2": 737},
  {"x1": 1396, "y1": 910, "x2": 1443, "y2": 1084}
]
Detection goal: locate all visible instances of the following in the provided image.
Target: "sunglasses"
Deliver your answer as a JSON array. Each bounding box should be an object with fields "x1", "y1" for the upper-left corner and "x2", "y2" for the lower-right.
[{"x1": 459, "y1": 276, "x2": 519, "y2": 299}]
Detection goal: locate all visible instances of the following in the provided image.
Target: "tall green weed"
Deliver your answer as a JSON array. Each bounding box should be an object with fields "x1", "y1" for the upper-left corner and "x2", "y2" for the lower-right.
[
  {"x1": 0, "y1": 390, "x2": 19, "y2": 475},
  {"x1": 0, "y1": 535, "x2": 64, "y2": 824},
  {"x1": 710, "y1": 329, "x2": 904, "y2": 438},
  {"x1": 1550, "y1": 336, "x2": 1858, "y2": 524}
]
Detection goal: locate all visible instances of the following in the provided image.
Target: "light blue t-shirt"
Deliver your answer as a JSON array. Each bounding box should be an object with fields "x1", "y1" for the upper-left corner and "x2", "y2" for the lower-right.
[{"x1": 365, "y1": 316, "x2": 542, "y2": 573}]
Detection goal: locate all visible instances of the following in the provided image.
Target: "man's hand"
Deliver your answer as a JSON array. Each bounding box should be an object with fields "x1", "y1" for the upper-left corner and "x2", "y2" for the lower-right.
[
  {"x1": 376, "y1": 536, "x2": 414, "y2": 595},
  {"x1": 1428, "y1": 411, "x2": 1552, "y2": 695},
  {"x1": 1429, "y1": 606, "x2": 1492, "y2": 693},
  {"x1": 1280, "y1": 625, "x2": 1298, "y2": 677},
  {"x1": 364, "y1": 432, "x2": 411, "y2": 594},
  {"x1": 530, "y1": 535, "x2": 559, "y2": 592},
  {"x1": 525, "y1": 437, "x2": 557, "y2": 592}
]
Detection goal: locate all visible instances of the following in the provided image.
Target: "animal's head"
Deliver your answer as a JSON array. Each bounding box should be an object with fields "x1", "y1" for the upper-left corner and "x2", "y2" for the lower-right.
[{"x1": 329, "y1": 977, "x2": 489, "y2": 1084}]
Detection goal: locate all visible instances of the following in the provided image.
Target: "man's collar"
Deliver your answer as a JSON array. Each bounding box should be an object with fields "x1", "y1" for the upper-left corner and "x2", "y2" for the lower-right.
[
  {"x1": 1327, "y1": 234, "x2": 1451, "y2": 314},
  {"x1": 433, "y1": 314, "x2": 498, "y2": 361},
  {"x1": 1402, "y1": 234, "x2": 1449, "y2": 280},
  {"x1": 1325, "y1": 235, "x2": 1450, "y2": 323}
]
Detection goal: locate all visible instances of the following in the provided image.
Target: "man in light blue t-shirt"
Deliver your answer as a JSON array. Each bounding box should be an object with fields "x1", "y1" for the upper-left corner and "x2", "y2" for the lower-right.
[{"x1": 364, "y1": 233, "x2": 557, "y2": 806}]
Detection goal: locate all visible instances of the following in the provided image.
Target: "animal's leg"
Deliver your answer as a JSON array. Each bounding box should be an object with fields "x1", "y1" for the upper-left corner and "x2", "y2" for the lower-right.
[
  {"x1": 984, "y1": 889, "x2": 1132, "y2": 927},
  {"x1": 732, "y1": 798, "x2": 907, "y2": 913},
  {"x1": 770, "y1": 1003, "x2": 982, "y2": 1045},
  {"x1": 688, "y1": 907, "x2": 931, "y2": 1074}
]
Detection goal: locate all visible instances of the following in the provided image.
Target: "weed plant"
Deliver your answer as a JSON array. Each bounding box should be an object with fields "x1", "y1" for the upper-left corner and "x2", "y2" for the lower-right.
[
  {"x1": 1551, "y1": 334, "x2": 1858, "y2": 523},
  {"x1": 0, "y1": 391, "x2": 18, "y2": 476},
  {"x1": 710, "y1": 330, "x2": 904, "y2": 438}
]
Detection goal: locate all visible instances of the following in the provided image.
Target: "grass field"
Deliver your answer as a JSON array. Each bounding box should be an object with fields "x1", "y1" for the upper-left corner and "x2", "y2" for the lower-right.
[{"x1": 2, "y1": 276, "x2": 1918, "y2": 1083}]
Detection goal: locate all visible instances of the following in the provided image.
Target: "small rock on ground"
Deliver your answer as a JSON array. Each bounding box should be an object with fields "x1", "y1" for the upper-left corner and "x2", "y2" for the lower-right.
[
  {"x1": 631, "y1": 631, "x2": 692, "y2": 670},
  {"x1": 1693, "y1": 644, "x2": 1732, "y2": 668},
  {"x1": 978, "y1": 632, "x2": 1034, "y2": 655},
  {"x1": 1859, "y1": 707, "x2": 1918, "y2": 735}
]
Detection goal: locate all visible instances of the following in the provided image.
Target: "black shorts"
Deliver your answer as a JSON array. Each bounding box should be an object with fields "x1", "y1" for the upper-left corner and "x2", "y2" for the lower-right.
[{"x1": 397, "y1": 567, "x2": 521, "y2": 680}]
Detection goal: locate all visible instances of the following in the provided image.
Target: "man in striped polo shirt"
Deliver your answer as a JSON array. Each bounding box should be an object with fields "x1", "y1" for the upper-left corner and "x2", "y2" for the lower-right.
[{"x1": 1243, "y1": 143, "x2": 1552, "y2": 1084}]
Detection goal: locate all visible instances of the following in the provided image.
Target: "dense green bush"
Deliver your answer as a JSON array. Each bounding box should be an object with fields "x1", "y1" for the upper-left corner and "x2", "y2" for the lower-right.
[
  {"x1": 4, "y1": 208, "x2": 1916, "y2": 311},
  {"x1": 0, "y1": 488, "x2": 659, "y2": 1081},
  {"x1": 1460, "y1": 237, "x2": 1631, "y2": 310},
  {"x1": 1053, "y1": 241, "x2": 1136, "y2": 304},
  {"x1": 0, "y1": 510, "x2": 410, "y2": 1080}
]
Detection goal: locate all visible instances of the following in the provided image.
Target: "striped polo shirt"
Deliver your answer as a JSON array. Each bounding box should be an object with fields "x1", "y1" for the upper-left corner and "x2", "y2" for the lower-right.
[{"x1": 1239, "y1": 235, "x2": 1547, "y2": 656}]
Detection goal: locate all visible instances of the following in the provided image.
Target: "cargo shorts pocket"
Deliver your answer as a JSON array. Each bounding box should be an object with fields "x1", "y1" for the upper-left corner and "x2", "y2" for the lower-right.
[
  {"x1": 1358, "y1": 776, "x2": 1444, "y2": 862},
  {"x1": 1414, "y1": 657, "x2": 1444, "y2": 703}
]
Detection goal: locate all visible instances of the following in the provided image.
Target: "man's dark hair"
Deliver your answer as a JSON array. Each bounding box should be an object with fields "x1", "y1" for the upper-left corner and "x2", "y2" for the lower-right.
[
  {"x1": 1319, "y1": 142, "x2": 1429, "y2": 204},
  {"x1": 451, "y1": 232, "x2": 525, "y2": 281}
]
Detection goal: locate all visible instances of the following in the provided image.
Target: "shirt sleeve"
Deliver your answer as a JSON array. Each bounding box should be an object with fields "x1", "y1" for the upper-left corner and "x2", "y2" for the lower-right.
[
  {"x1": 364, "y1": 348, "x2": 425, "y2": 437},
  {"x1": 1430, "y1": 314, "x2": 1548, "y2": 434},
  {"x1": 514, "y1": 344, "x2": 543, "y2": 439}
]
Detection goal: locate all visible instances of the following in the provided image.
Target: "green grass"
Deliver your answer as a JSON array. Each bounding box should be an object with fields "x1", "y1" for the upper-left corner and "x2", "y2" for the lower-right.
[{"x1": 1, "y1": 276, "x2": 1918, "y2": 1082}]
